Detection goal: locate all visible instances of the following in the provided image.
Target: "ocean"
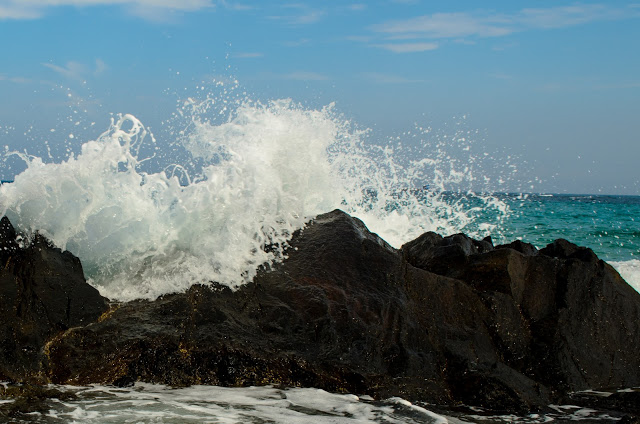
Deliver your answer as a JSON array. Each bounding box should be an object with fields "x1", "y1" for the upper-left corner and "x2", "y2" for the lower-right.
[
  {"x1": 494, "y1": 193, "x2": 640, "y2": 292},
  {"x1": 1, "y1": 96, "x2": 638, "y2": 422}
]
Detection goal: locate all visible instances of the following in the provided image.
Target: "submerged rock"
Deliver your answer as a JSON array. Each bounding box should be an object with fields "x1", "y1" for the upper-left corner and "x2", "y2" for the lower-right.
[{"x1": 1, "y1": 211, "x2": 639, "y2": 416}]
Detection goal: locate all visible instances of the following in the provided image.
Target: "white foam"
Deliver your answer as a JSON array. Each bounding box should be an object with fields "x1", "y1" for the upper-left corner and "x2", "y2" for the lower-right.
[
  {"x1": 610, "y1": 259, "x2": 640, "y2": 294},
  {"x1": 28, "y1": 383, "x2": 451, "y2": 423},
  {"x1": 3, "y1": 382, "x2": 629, "y2": 422}
]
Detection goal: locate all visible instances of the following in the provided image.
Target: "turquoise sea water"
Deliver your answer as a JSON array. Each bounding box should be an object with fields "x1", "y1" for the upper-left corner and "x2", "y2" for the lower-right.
[
  {"x1": 498, "y1": 194, "x2": 640, "y2": 263},
  {"x1": 498, "y1": 193, "x2": 640, "y2": 293}
]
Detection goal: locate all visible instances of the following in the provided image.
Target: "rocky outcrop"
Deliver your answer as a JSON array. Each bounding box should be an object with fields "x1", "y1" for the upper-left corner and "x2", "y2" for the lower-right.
[
  {"x1": 0, "y1": 217, "x2": 108, "y2": 382},
  {"x1": 1, "y1": 211, "x2": 639, "y2": 415},
  {"x1": 402, "y1": 232, "x2": 640, "y2": 395}
]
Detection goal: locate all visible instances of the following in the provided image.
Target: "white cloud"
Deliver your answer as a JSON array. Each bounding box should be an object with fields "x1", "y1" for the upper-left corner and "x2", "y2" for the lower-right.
[
  {"x1": 43, "y1": 61, "x2": 87, "y2": 80},
  {"x1": 454, "y1": 39, "x2": 476, "y2": 45},
  {"x1": 218, "y1": 1, "x2": 252, "y2": 11},
  {"x1": 42, "y1": 59, "x2": 107, "y2": 80},
  {"x1": 347, "y1": 4, "x2": 366, "y2": 12},
  {"x1": 373, "y1": 12, "x2": 512, "y2": 39},
  {"x1": 372, "y1": 4, "x2": 640, "y2": 40},
  {"x1": 518, "y1": 5, "x2": 623, "y2": 29},
  {"x1": 294, "y1": 10, "x2": 325, "y2": 24},
  {"x1": 0, "y1": 74, "x2": 31, "y2": 83},
  {"x1": 0, "y1": 0, "x2": 214, "y2": 20},
  {"x1": 0, "y1": 4, "x2": 42, "y2": 19},
  {"x1": 94, "y1": 58, "x2": 107, "y2": 75},
  {"x1": 374, "y1": 42, "x2": 438, "y2": 53},
  {"x1": 269, "y1": 3, "x2": 326, "y2": 25}
]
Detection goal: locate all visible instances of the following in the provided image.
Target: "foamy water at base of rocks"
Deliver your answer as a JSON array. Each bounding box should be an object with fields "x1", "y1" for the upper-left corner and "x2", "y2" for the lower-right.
[{"x1": 0, "y1": 383, "x2": 632, "y2": 423}]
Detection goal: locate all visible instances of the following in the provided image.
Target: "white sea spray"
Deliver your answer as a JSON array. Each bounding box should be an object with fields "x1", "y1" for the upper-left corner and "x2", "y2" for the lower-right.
[
  {"x1": 610, "y1": 259, "x2": 640, "y2": 293},
  {"x1": 0, "y1": 95, "x2": 510, "y2": 301}
]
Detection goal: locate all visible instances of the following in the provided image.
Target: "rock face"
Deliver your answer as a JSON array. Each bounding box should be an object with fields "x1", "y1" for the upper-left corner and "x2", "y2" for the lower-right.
[
  {"x1": 0, "y1": 217, "x2": 108, "y2": 382},
  {"x1": 402, "y1": 232, "x2": 640, "y2": 404},
  {"x1": 1, "y1": 211, "x2": 640, "y2": 414}
]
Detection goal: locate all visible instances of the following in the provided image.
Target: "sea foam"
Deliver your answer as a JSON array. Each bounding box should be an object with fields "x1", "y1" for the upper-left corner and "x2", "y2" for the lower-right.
[
  {"x1": 0, "y1": 97, "x2": 509, "y2": 301},
  {"x1": 610, "y1": 259, "x2": 640, "y2": 293}
]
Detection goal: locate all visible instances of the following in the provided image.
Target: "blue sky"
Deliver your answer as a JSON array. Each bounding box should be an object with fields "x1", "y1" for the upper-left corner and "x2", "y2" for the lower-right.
[{"x1": 1, "y1": 0, "x2": 639, "y2": 194}]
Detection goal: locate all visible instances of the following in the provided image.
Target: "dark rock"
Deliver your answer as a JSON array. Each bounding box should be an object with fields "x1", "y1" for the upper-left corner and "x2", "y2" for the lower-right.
[
  {"x1": 496, "y1": 239, "x2": 538, "y2": 256},
  {"x1": 401, "y1": 231, "x2": 494, "y2": 276},
  {"x1": 566, "y1": 389, "x2": 640, "y2": 416},
  {"x1": 0, "y1": 216, "x2": 18, "y2": 265},
  {"x1": 0, "y1": 217, "x2": 109, "y2": 382},
  {"x1": 0, "y1": 383, "x2": 77, "y2": 419},
  {"x1": 404, "y1": 230, "x2": 640, "y2": 395},
  {"x1": 1, "y1": 211, "x2": 639, "y2": 417}
]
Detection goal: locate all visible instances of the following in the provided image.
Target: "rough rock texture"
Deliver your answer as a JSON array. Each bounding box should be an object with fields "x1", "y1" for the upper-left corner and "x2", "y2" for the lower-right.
[
  {"x1": 403, "y1": 231, "x2": 640, "y2": 395},
  {"x1": 0, "y1": 217, "x2": 109, "y2": 382},
  {"x1": 1, "y1": 211, "x2": 640, "y2": 415}
]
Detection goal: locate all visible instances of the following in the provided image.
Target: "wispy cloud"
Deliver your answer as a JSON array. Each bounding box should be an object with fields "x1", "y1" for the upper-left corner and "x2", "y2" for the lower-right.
[
  {"x1": 269, "y1": 3, "x2": 326, "y2": 25},
  {"x1": 517, "y1": 5, "x2": 628, "y2": 29},
  {"x1": 0, "y1": 0, "x2": 215, "y2": 21},
  {"x1": 283, "y1": 38, "x2": 310, "y2": 47},
  {"x1": 363, "y1": 72, "x2": 425, "y2": 84},
  {"x1": 292, "y1": 10, "x2": 325, "y2": 24},
  {"x1": 373, "y1": 4, "x2": 640, "y2": 40},
  {"x1": 94, "y1": 58, "x2": 107, "y2": 76},
  {"x1": 373, "y1": 12, "x2": 512, "y2": 39},
  {"x1": 233, "y1": 52, "x2": 264, "y2": 58},
  {"x1": 42, "y1": 59, "x2": 107, "y2": 80},
  {"x1": 374, "y1": 42, "x2": 438, "y2": 53},
  {"x1": 218, "y1": 1, "x2": 253, "y2": 11},
  {"x1": 282, "y1": 72, "x2": 329, "y2": 81},
  {"x1": 345, "y1": 35, "x2": 373, "y2": 43},
  {"x1": 367, "y1": 4, "x2": 640, "y2": 53},
  {"x1": 346, "y1": 4, "x2": 366, "y2": 12},
  {"x1": 0, "y1": 74, "x2": 32, "y2": 84},
  {"x1": 0, "y1": 4, "x2": 42, "y2": 19}
]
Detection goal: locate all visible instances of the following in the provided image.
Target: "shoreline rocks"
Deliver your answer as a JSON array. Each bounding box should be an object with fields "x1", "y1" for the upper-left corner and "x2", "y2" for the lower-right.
[
  {"x1": 1, "y1": 210, "x2": 639, "y2": 417},
  {"x1": 0, "y1": 217, "x2": 108, "y2": 383}
]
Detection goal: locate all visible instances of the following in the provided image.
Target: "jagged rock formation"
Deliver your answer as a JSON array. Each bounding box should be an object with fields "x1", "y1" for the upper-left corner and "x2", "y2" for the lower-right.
[
  {"x1": 1, "y1": 211, "x2": 639, "y2": 415},
  {"x1": 0, "y1": 217, "x2": 108, "y2": 382}
]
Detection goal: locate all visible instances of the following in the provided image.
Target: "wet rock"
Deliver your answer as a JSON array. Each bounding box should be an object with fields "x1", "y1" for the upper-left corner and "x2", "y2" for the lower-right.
[
  {"x1": 566, "y1": 389, "x2": 640, "y2": 417},
  {"x1": 496, "y1": 239, "x2": 538, "y2": 256},
  {"x1": 404, "y1": 229, "x2": 640, "y2": 395},
  {"x1": 0, "y1": 382, "x2": 78, "y2": 419},
  {"x1": 1, "y1": 211, "x2": 639, "y2": 417},
  {"x1": 0, "y1": 217, "x2": 109, "y2": 382}
]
